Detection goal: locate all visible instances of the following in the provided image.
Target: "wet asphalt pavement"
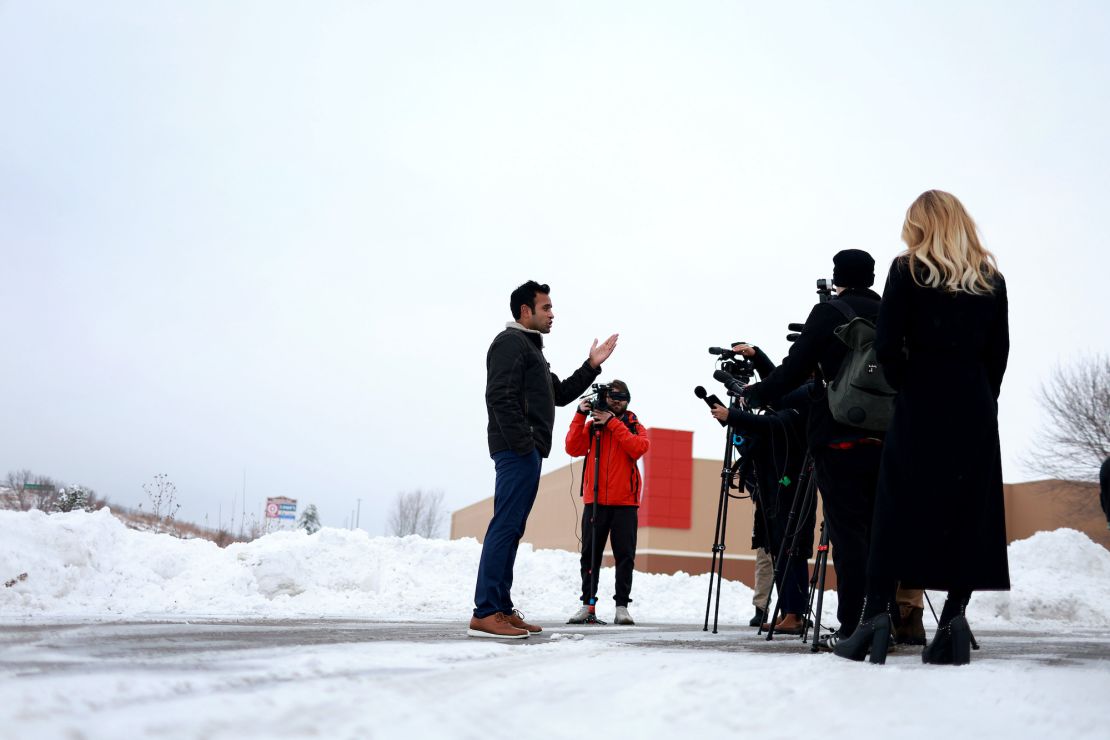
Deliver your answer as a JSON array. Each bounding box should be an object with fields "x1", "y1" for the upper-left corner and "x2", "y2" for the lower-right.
[{"x1": 1, "y1": 619, "x2": 1107, "y2": 675}]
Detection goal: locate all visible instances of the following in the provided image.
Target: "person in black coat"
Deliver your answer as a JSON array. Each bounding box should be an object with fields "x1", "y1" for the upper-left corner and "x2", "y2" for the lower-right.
[
  {"x1": 834, "y1": 190, "x2": 1010, "y2": 665},
  {"x1": 741, "y1": 249, "x2": 884, "y2": 641}
]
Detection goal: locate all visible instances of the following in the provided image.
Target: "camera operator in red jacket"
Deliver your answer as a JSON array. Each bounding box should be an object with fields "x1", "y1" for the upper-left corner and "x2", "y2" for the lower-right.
[{"x1": 565, "y1": 379, "x2": 650, "y2": 625}]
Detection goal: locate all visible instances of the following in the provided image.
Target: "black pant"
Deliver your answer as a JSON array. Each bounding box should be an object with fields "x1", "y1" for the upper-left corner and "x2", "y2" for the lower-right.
[
  {"x1": 813, "y1": 444, "x2": 881, "y2": 637},
  {"x1": 580, "y1": 505, "x2": 638, "y2": 606},
  {"x1": 758, "y1": 483, "x2": 814, "y2": 617}
]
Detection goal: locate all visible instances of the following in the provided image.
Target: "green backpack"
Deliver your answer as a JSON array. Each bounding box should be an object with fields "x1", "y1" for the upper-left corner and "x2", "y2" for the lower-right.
[{"x1": 826, "y1": 301, "x2": 897, "y2": 432}]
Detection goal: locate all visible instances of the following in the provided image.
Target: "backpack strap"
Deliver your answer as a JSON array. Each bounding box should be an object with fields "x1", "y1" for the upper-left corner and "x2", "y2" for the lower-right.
[
  {"x1": 619, "y1": 410, "x2": 641, "y2": 435},
  {"x1": 828, "y1": 298, "x2": 857, "y2": 322},
  {"x1": 817, "y1": 299, "x2": 860, "y2": 383}
]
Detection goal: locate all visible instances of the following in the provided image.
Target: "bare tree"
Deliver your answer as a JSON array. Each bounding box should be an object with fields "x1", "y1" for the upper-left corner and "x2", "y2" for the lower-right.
[
  {"x1": 136, "y1": 473, "x2": 182, "y2": 534},
  {"x1": 3, "y1": 470, "x2": 62, "y2": 511},
  {"x1": 387, "y1": 489, "x2": 447, "y2": 538},
  {"x1": 1025, "y1": 354, "x2": 1110, "y2": 482}
]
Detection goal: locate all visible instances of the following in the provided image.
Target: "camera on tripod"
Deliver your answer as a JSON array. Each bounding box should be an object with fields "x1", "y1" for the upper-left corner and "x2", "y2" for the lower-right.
[
  {"x1": 708, "y1": 345, "x2": 755, "y2": 384},
  {"x1": 706, "y1": 344, "x2": 756, "y2": 398},
  {"x1": 719, "y1": 357, "x2": 755, "y2": 384}
]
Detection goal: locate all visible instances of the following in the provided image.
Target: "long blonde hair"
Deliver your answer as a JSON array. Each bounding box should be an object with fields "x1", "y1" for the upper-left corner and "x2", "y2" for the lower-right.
[{"x1": 901, "y1": 190, "x2": 999, "y2": 295}]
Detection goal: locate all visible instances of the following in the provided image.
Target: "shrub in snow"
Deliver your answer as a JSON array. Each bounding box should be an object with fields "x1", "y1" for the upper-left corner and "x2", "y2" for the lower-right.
[{"x1": 55, "y1": 486, "x2": 93, "y2": 513}]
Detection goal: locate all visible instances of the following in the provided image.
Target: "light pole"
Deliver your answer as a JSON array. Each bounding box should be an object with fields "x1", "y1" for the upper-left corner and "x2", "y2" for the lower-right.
[{"x1": 356, "y1": 498, "x2": 362, "y2": 530}]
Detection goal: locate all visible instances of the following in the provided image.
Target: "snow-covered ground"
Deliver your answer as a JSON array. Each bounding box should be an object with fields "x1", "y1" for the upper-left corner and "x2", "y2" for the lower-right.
[{"x1": 2, "y1": 509, "x2": 1109, "y2": 739}]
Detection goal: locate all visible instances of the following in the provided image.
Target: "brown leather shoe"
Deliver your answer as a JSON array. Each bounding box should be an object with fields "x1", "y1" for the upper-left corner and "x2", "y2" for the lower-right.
[
  {"x1": 507, "y1": 609, "x2": 542, "y2": 633},
  {"x1": 762, "y1": 613, "x2": 805, "y2": 635},
  {"x1": 896, "y1": 606, "x2": 927, "y2": 645},
  {"x1": 467, "y1": 612, "x2": 529, "y2": 639}
]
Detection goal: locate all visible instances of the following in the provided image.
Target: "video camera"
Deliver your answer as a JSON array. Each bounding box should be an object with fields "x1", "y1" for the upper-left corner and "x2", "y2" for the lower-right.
[
  {"x1": 708, "y1": 345, "x2": 755, "y2": 386},
  {"x1": 587, "y1": 383, "x2": 629, "y2": 412},
  {"x1": 816, "y1": 278, "x2": 834, "y2": 303},
  {"x1": 702, "y1": 343, "x2": 755, "y2": 399}
]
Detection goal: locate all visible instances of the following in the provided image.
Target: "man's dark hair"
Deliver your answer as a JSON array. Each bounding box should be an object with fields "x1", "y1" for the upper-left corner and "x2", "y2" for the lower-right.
[{"x1": 510, "y1": 281, "x2": 550, "y2": 320}]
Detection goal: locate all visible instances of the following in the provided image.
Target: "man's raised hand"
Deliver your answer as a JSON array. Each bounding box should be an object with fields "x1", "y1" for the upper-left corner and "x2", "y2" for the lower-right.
[{"x1": 588, "y1": 334, "x2": 619, "y2": 369}]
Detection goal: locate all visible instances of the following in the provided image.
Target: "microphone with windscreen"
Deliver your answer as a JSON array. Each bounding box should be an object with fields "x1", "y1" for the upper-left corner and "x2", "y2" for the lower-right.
[{"x1": 694, "y1": 386, "x2": 727, "y2": 426}]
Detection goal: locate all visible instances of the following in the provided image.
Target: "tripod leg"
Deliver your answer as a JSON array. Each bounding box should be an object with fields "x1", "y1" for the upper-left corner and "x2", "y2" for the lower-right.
[
  {"x1": 809, "y1": 521, "x2": 830, "y2": 653},
  {"x1": 584, "y1": 425, "x2": 607, "y2": 625},
  {"x1": 711, "y1": 482, "x2": 732, "y2": 634},
  {"x1": 766, "y1": 456, "x2": 817, "y2": 641},
  {"x1": 703, "y1": 484, "x2": 727, "y2": 631},
  {"x1": 924, "y1": 590, "x2": 940, "y2": 624},
  {"x1": 705, "y1": 427, "x2": 736, "y2": 632}
]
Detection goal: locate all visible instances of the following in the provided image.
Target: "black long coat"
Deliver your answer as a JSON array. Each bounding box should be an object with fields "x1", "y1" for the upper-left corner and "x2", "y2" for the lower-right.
[{"x1": 871, "y1": 258, "x2": 1011, "y2": 591}]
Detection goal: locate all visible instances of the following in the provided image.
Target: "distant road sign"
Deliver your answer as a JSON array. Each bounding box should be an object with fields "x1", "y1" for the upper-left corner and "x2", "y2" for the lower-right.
[
  {"x1": 265, "y1": 497, "x2": 297, "y2": 521},
  {"x1": 25, "y1": 483, "x2": 55, "y2": 491}
]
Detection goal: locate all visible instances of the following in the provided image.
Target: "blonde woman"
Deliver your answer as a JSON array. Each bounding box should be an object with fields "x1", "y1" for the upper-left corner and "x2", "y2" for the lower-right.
[{"x1": 834, "y1": 190, "x2": 1010, "y2": 665}]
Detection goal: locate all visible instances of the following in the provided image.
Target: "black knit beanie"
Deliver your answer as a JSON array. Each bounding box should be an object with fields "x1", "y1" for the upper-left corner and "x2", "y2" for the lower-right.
[{"x1": 832, "y1": 249, "x2": 875, "y2": 288}]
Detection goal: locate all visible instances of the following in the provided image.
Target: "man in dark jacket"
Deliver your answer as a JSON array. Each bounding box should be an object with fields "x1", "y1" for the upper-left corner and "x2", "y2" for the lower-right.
[
  {"x1": 469, "y1": 280, "x2": 618, "y2": 639},
  {"x1": 565, "y1": 379, "x2": 650, "y2": 625},
  {"x1": 740, "y1": 249, "x2": 884, "y2": 643}
]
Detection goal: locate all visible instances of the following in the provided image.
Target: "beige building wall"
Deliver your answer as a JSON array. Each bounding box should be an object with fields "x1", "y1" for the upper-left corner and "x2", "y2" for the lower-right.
[
  {"x1": 1003, "y1": 479, "x2": 1108, "y2": 550},
  {"x1": 452, "y1": 461, "x2": 1108, "y2": 590},
  {"x1": 451, "y1": 457, "x2": 829, "y2": 586}
]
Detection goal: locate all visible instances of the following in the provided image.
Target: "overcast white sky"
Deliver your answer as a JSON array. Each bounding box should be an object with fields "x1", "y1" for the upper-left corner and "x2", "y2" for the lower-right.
[{"x1": 2, "y1": 1, "x2": 1108, "y2": 534}]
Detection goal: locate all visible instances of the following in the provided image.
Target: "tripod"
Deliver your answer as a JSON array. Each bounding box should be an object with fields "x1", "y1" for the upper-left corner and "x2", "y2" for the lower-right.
[
  {"x1": 703, "y1": 392, "x2": 749, "y2": 634},
  {"x1": 806, "y1": 519, "x2": 832, "y2": 651},
  {"x1": 581, "y1": 419, "x2": 607, "y2": 625},
  {"x1": 762, "y1": 451, "x2": 819, "y2": 641}
]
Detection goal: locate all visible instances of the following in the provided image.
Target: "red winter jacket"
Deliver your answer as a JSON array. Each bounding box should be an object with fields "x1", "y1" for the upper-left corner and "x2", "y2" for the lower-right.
[{"x1": 565, "y1": 410, "x2": 650, "y2": 506}]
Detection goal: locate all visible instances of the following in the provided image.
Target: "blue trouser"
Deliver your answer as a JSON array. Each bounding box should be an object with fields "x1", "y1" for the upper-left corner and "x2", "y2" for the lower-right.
[{"x1": 473, "y1": 449, "x2": 543, "y2": 618}]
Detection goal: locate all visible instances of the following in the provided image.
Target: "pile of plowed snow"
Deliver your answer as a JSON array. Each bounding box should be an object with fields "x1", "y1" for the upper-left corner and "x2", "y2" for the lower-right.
[{"x1": 2, "y1": 508, "x2": 1108, "y2": 627}]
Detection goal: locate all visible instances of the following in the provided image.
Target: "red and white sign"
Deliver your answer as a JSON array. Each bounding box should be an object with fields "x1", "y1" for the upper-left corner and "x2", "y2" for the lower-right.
[{"x1": 265, "y1": 497, "x2": 296, "y2": 520}]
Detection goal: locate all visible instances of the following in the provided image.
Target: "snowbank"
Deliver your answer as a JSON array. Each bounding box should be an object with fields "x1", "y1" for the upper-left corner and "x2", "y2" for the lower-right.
[{"x1": 2, "y1": 509, "x2": 1108, "y2": 627}]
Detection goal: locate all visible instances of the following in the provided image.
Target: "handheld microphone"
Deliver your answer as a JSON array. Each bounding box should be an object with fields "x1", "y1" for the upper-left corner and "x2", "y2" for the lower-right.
[
  {"x1": 695, "y1": 386, "x2": 727, "y2": 426},
  {"x1": 712, "y1": 369, "x2": 748, "y2": 397}
]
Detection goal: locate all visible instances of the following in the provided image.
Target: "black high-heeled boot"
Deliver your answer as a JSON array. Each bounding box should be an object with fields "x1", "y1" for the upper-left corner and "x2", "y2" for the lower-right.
[
  {"x1": 923, "y1": 599, "x2": 973, "y2": 666},
  {"x1": 833, "y1": 612, "x2": 892, "y2": 664},
  {"x1": 921, "y1": 623, "x2": 953, "y2": 664},
  {"x1": 949, "y1": 615, "x2": 971, "y2": 665}
]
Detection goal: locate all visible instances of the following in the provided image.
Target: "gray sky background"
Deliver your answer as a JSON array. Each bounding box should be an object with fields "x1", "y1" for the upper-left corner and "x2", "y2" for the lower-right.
[{"x1": 3, "y1": 2, "x2": 1108, "y2": 535}]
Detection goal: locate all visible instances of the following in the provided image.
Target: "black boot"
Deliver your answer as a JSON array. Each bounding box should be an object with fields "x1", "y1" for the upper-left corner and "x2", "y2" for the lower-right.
[
  {"x1": 749, "y1": 607, "x2": 766, "y2": 628},
  {"x1": 832, "y1": 612, "x2": 892, "y2": 664},
  {"x1": 923, "y1": 615, "x2": 971, "y2": 665},
  {"x1": 921, "y1": 623, "x2": 952, "y2": 664}
]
